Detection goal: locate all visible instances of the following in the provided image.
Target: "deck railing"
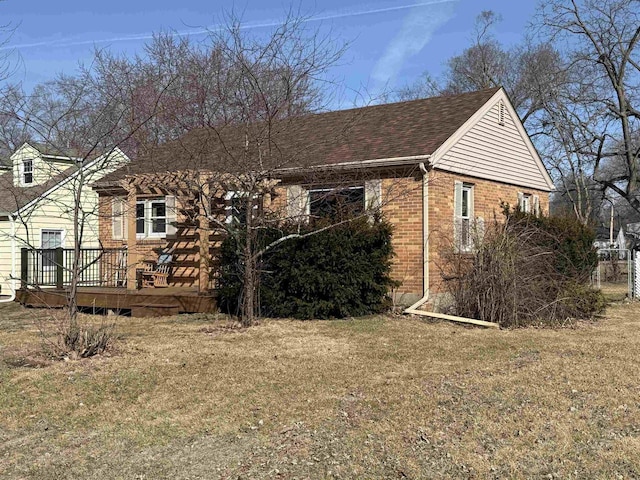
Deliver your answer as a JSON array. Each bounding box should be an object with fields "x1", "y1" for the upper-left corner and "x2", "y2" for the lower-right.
[{"x1": 20, "y1": 247, "x2": 128, "y2": 288}]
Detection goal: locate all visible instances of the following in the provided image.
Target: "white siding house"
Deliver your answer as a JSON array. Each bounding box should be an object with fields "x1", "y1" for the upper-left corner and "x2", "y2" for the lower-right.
[{"x1": 0, "y1": 143, "x2": 129, "y2": 296}]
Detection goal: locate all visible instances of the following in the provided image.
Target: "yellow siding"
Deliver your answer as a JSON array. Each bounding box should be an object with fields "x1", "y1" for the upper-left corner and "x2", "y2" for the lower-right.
[
  {"x1": 0, "y1": 151, "x2": 128, "y2": 294},
  {"x1": 10, "y1": 144, "x2": 75, "y2": 187}
]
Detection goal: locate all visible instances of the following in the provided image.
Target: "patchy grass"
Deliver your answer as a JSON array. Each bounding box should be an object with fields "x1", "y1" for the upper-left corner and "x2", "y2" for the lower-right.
[
  {"x1": 600, "y1": 281, "x2": 630, "y2": 302},
  {"x1": 1, "y1": 303, "x2": 640, "y2": 479}
]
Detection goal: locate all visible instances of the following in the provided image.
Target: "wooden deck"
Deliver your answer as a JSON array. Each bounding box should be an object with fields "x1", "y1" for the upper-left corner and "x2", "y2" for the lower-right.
[{"x1": 15, "y1": 286, "x2": 217, "y2": 317}]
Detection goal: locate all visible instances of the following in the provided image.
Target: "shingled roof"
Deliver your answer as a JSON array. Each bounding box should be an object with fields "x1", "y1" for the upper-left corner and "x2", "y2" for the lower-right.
[{"x1": 96, "y1": 87, "x2": 501, "y2": 186}]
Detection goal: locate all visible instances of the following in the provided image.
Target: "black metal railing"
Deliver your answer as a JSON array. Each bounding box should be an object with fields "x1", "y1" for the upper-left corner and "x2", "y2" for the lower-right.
[{"x1": 20, "y1": 247, "x2": 128, "y2": 288}]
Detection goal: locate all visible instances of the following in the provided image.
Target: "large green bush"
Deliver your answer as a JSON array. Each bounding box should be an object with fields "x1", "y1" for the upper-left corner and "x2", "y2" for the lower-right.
[
  {"x1": 218, "y1": 218, "x2": 398, "y2": 319},
  {"x1": 506, "y1": 208, "x2": 598, "y2": 281}
]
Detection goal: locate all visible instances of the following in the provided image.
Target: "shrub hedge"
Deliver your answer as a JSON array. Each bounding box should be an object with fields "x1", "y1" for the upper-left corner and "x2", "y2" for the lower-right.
[
  {"x1": 439, "y1": 208, "x2": 604, "y2": 328},
  {"x1": 218, "y1": 218, "x2": 398, "y2": 319}
]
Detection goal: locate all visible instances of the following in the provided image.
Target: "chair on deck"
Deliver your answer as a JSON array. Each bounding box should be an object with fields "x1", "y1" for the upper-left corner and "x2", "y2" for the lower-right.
[{"x1": 140, "y1": 254, "x2": 172, "y2": 288}]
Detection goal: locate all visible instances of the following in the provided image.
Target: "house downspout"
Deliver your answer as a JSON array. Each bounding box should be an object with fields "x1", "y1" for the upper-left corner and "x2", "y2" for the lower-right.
[
  {"x1": 405, "y1": 162, "x2": 430, "y2": 314},
  {"x1": 0, "y1": 214, "x2": 18, "y2": 303},
  {"x1": 403, "y1": 164, "x2": 500, "y2": 329}
]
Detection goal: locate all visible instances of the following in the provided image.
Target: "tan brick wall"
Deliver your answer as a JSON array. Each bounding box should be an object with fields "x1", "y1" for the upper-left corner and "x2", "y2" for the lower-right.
[
  {"x1": 380, "y1": 176, "x2": 424, "y2": 300},
  {"x1": 427, "y1": 169, "x2": 550, "y2": 295},
  {"x1": 97, "y1": 170, "x2": 550, "y2": 300}
]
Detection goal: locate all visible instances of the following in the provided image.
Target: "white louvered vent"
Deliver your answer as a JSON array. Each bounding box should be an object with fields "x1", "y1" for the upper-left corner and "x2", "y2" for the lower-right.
[{"x1": 498, "y1": 100, "x2": 505, "y2": 126}]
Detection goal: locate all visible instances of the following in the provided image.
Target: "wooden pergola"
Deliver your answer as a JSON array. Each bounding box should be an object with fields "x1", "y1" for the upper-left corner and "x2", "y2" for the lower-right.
[
  {"x1": 120, "y1": 171, "x2": 213, "y2": 293},
  {"x1": 119, "y1": 170, "x2": 279, "y2": 293}
]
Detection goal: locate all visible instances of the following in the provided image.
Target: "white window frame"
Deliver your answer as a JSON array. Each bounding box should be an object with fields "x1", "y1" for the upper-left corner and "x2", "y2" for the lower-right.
[
  {"x1": 225, "y1": 191, "x2": 259, "y2": 225},
  {"x1": 40, "y1": 229, "x2": 64, "y2": 271},
  {"x1": 112, "y1": 197, "x2": 127, "y2": 240},
  {"x1": 21, "y1": 159, "x2": 34, "y2": 185},
  {"x1": 460, "y1": 184, "x2": 473, "y2": 252},
  {"x1": 520, "y1": 193, "x2": 532, "y2": 213},
  {"x1": 136, "y1": 197, "x2": 167, "y2": 239}
]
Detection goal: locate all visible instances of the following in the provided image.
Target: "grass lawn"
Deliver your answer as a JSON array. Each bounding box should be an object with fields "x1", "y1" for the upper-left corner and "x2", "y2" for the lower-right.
[{"x1": 1, "y1": 301, "x2": 640, "y2": 479}]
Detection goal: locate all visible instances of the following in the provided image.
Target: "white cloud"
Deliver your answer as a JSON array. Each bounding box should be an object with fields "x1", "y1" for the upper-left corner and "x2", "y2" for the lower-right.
[
  {"x1": 372, "y1": 0, "x2": 458, "y2": 89},
  {"x1": 1, "y1": 2, "x2": 456, "y2": 51}
]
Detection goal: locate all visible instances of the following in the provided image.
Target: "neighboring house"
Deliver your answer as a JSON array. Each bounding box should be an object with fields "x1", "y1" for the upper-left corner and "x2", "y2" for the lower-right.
[
  {"x1": 91, "y1": 87, "x2": 553, "y2": 311},
  {"x1": 0, "y1": 142, "x2": 129, "y2": 296},
  {"x1": 594, "y1": 226, "x2": 633, "y2": 251}
]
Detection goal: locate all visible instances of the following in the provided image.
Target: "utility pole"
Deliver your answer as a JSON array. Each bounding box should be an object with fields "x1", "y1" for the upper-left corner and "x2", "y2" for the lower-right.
[{"x1": 609, "y1": 203, "x2": 614, "y2": 247}]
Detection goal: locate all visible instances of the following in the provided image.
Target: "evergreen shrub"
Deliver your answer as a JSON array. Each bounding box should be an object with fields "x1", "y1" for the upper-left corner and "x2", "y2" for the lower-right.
[{"x1": 218, "y1": 217, "x2": 398, "y2": 319}]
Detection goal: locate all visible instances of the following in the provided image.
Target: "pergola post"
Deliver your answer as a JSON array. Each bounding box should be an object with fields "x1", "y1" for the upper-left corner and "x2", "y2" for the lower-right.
[
  {"x1": 126, "y1": 183, "x2": 138, "y2": 290},
  {"x1": 198, "y1": 179, "x2": 210, "y2": 293}
]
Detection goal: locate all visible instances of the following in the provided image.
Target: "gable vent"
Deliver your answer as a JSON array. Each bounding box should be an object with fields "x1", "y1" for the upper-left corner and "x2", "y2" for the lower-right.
[{"x1": 498, "y1": 100, "x2": 506, "y2": 126}]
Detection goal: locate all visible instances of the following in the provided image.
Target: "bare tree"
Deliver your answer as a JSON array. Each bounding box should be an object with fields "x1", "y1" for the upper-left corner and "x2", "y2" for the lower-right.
[
  {"x1": 537, "y1": 0, "x2": 640, "y2": 216},
  {"x1": 0, "y1": 48, "x2": 174, "y2": 347},
  {"x1": 127, "y1": 12, "x2": 353, "y2": 326},
  {"x1": 395, "y1": 11, "x2": 564, "y2": 125}
]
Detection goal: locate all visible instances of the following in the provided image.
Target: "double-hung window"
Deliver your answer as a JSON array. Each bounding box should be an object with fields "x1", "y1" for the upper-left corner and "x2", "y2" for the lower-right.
[
  {"x1": 454, "y1": 181, "x2": 474, "y2": 252},
  {"x1": 225, "y1": 192, "x2": 263, "y2": 226},
  {"x1": 518, "y1": 192, "x2": 540, "y2": 216},
  {"x1": 136, "y1": 198, "x2": 168, "y2": 238},
  {"x1": 519, "y1": 193, "x2": 532, "y2": 213},
  {"x1": 22, "y1": 159, "x2": 33, "y2": 185},
  {"x1": 41, "y1": 229, "x2": 63, "y2": 270}
]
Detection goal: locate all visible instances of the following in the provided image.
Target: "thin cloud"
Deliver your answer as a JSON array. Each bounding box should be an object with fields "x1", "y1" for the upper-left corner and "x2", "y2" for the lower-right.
[
  {"x1": 372, "y1": 0, "x2": 458, "y2": 88},
  {"x1": 1, "y1": 2, "x2": 456, "y2": 51}
]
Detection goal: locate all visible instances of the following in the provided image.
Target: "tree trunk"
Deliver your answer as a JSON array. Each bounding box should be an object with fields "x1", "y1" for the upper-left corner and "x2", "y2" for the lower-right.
[{"x1": 241, "y1": 197, "x2": 256, "y2": 326}]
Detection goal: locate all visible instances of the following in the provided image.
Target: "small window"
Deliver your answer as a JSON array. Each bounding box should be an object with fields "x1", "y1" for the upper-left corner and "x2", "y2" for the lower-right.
[
  {"x1": 228, "y1": 196, "x2": 247, "y2": 225},
  {"x1": 520, "y1": 193, "x2": 532, "y2": 213},
  {"x1": 23, "y1": 159, "x2": 33, "y2": 185},
  {"x1": 460, "y1": 184, "x2": 473, "y2": 250},
  {"x1": 308, "y1": 186, "x2": 365, "y2": 222},
  {"x1": 225, "y1": 192, "x2": 260, "y2": 225},
  {"x1": 112, "y1": 197, "x2": 127, "y2": 240},
  {"x1": 136, "y1": 202, "x2": 145, "y2": 235},
  {"x1": 136, "y1": 198, "x2": 167, "y2": 237}
]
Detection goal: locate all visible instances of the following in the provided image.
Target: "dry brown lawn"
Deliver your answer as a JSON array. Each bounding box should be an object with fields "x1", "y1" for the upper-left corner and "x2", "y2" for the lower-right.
[{"x1": 1, "y1": 300, "x2": 640, "y2": 479}]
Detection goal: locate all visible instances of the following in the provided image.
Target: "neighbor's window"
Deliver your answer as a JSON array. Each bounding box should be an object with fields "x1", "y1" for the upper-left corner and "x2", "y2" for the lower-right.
[
  {"x1": 41, "y1": 229, "x2": 63, "y2": 269},
  {"x1": 22, "y1": 159, "x2": 33, "y2": 185},
  {"x1": 308, "y1": 186, "x2": 365, "y2": 222},
  {"x1": 136, "y1": 198, "x2": 167, "y2": 237}
]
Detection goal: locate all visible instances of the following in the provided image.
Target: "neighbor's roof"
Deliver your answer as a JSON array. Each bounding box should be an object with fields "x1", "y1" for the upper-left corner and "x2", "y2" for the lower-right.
[
  {"x1": 28, "y1": 142, "x2": 85, "y2": 159},
  {"x1": 0, "y1": 146, "x2": 123, "y2": 214},
  {"x1": 96, "y1": 87, "x2": 501, "y2": 186},
  {"x1": 0, "y1": 167, "x2": 78, "y2": 214}
]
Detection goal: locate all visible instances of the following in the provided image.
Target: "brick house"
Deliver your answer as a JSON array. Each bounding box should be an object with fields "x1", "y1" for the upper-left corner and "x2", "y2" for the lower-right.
[{"x1": 92, "y1": 87, "x2": 553, "y2": 311}]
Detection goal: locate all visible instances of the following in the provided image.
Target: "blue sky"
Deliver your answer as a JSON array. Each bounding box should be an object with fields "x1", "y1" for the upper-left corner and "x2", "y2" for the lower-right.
[{"x1": 1, "y1": 0, "x2": 538, "y2": 105}]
